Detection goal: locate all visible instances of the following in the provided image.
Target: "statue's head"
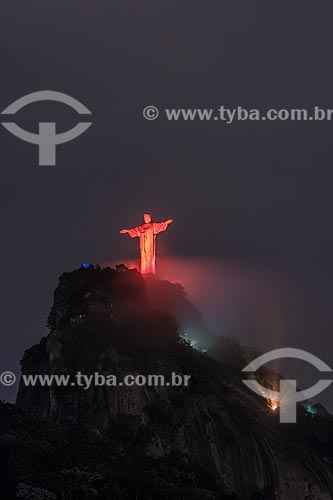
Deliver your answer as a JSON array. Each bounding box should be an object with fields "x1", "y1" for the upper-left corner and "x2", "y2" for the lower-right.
[{"x1": 144, "y1": 213, "x2": 152, "y2": 223}]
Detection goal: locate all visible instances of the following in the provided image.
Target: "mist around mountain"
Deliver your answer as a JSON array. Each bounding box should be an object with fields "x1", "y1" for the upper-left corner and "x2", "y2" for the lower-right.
[{"x1": 1, "y1": 266, "x2": 332, "y2": 500}]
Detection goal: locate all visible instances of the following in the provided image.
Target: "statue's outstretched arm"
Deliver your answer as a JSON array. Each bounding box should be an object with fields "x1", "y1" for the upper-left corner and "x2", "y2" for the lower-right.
[
  {"x1": 153, "y1": 219, "x2": 173, "y2": 235},
  {"x1": 120, "y1": 227, "x2": 140, "y2": 238}
]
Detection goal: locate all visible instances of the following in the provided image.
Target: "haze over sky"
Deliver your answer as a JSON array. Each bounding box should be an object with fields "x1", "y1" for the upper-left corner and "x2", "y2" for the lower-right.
[{"x1": 0, "y1": 2, "x2": 332, "y2": 410}]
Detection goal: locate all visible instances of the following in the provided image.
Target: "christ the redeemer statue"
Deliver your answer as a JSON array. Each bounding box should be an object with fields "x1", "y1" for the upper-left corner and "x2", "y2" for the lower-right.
[{"x1": 120, "y1": 213, "x2": 173, "y2": 275}]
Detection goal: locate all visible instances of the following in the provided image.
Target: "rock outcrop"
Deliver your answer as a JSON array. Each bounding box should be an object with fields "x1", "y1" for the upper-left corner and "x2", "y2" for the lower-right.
[{"x1": 11, "y1": 266, "x2": 333, "y2": 500}]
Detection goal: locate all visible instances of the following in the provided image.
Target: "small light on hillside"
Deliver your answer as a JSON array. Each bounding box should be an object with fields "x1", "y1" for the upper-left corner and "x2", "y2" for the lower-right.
[{"x1": 269, "y1": 400, "x2": 278, "y2": 411}]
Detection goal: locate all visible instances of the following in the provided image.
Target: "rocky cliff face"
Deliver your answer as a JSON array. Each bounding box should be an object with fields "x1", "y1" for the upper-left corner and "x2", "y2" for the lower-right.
[{"x1": 12, "y1": 266, "x2": 333, "y2": 500}]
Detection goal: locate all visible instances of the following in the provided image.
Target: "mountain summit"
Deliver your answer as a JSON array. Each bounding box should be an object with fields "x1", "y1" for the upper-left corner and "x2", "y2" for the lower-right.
[{"x1": 2, "y1": 266, "x2": 332, "y2": 499}]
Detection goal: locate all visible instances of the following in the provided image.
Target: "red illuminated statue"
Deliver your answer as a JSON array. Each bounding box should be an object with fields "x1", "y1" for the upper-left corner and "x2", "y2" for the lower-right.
[{"x1": 120, "y1": 213, "x2": 173, "y2": 274}]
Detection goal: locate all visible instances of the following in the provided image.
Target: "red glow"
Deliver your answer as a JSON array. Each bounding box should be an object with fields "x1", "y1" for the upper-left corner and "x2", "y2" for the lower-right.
[{"x1": 120, "y1": 214, "x2": 173, "y2": 274}]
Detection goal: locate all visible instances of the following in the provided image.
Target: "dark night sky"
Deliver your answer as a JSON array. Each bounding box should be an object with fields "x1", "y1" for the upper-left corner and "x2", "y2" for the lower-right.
[{"x1": 0, "y1": 2, "x2": 332, "y2": 410}]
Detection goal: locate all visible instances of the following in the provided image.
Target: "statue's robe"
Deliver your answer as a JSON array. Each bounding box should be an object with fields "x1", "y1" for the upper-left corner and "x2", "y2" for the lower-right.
[{"x1": 127, "y1": 221, "x2": 170, "y2": 274}]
